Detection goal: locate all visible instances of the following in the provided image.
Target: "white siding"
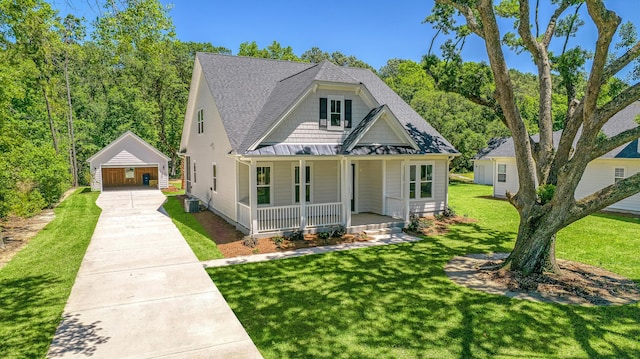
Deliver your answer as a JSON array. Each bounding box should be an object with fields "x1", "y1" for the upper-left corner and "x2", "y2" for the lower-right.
[
  {"x1": 493, "y1": 158, "x2": 519, "y2": 198},
  {"x1": 238, "y1": 162, "x2": 249, "y2": 204},
  {"x1": 184, "y1": 68, "x2": 237, "y2": 221},
  {"x1": 262, "y1": 89, "x2": 370, "y2": 145},
  {"x1": 576, "y1": 159, "x2": 640, "y2": 213},
  {"x1": 385, "y1": 160, "x2": 403, "y2": 198},
  {"x1": 409, "y1": 159, "x2": 447, "y2": 214},
  {"x1": 356, "y1": 161, "x2": 383, "y2": 214},
  {"x1": 473, "y1": 159, "x2": 494, "y2": 185},
  {"x1": 359, "y1": 115, "x2": 406, "y2": 145},
  {"x1": 272, "y1": 161, "x2": 291, "y2": 206},
  {"x1": 313, "y1": 161, "x2": 340, "y2": 203}
]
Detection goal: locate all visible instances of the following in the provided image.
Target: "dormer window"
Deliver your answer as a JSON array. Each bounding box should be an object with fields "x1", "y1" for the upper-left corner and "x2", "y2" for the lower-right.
[{"x1": 319, "y1": 97, "x2": 352, "y2": 130}]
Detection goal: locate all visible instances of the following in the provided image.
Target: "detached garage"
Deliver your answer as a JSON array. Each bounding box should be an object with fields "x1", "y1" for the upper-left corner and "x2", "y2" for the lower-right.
[{"x1": 88, "y1": 131, "x2": 170, "y2": 191}]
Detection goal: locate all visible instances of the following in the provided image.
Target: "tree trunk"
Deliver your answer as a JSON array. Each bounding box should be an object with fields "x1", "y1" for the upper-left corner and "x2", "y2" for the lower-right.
[
  {"x1": 42, "y1": 85, "x2": 59, "y2": 154},
  {"x1": 502, "y1": 214, "x2": 562, "y2": 275},
  {"x1": 64, "y1": 56, "x2": 78, "y2": 187}
]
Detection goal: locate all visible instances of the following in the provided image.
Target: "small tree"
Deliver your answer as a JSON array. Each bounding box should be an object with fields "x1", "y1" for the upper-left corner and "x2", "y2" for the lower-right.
[{"x1": 430, "y1": 0, "x2": 640, "y2": 275}]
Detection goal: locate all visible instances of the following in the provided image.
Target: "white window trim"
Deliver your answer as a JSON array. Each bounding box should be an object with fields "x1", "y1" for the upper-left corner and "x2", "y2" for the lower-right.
[
  {"x1": 256, "y1": 163, "x2": 273, "y2": 207},
  {"x1": 497, "y1": 163, "x2": 507, "y2": 183},
  {"x1": 197, "y1": 108, "x2": 204, "y2": 134},
  {"x1": 292, "y1": 163, "x2": 313, "y2": 204},
  {"x1": 327, "y1": 95, "x2": 344, "y2": 131},
  {"x1": 409, "y1": 162, "x2": 434, "y2": 200},
  {"x1": 614, "y1": 167, "x2": 626, "y2": 184},
  {"x1": 212, "y1": 162, "x2": 217, "y2": 193}
]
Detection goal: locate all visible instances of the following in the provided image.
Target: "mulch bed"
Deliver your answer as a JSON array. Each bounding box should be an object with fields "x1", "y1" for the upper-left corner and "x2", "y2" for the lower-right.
[{"x1": 446, "y1": 253, "x2": 640, "y2": 306}]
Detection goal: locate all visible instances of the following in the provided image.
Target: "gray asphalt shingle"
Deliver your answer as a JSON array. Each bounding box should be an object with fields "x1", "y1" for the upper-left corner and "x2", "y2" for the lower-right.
[{"x1": 196, "y1": 53, "x2": 457, "y2": 156}]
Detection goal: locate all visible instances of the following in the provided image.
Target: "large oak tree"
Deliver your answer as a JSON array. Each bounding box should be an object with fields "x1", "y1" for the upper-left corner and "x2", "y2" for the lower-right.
[{"x1": 432, "y1": 0, "x2": 640, "y2": 275}]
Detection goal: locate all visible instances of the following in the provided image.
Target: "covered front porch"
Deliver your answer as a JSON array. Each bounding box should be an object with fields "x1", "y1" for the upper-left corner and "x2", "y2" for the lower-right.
[{"x1": 235, "y1": 156, "x2": 447, "y2": 235}]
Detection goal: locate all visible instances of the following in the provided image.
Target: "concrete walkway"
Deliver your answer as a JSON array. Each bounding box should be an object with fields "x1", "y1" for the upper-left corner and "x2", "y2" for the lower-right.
[
  {"x1": 48, "y1": 190, "x2": 262, "y2": 358},
  {"x1": 202, "y1": 232, "x2": 423, "y2": 268}
]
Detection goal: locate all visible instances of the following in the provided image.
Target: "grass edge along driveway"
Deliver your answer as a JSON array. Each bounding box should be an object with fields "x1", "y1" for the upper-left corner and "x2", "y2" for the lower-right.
[
  {"x1": 0, "y1": 188, "x2": 100, "y2": 358},
  {"x1": 208, "y1": 183, "x2": 640, "y2": 359}
]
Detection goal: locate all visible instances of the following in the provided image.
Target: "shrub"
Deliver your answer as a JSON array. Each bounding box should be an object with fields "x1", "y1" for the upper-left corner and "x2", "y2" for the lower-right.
[
  {"x1": 406, "y1": 214, "x2": 434, "y2": 232},
  {"x1": 329, "y1": 225, "x2": 346, "y2": 238},
  {"x1": 536, "y1": 184, "x2": 556, "y2": 205},
  {"x1": 317, "y1": 231, "x2": 330, "y2": 240},
  {"x1": 242, "y1": 236, "x2": 259, "y2": 248},
  {"x1": 288, "y1": 230, "x2": 304, "y2": 241},
  {"x1": 272, "y1": 236, "x2": 285, "y2": 248}
]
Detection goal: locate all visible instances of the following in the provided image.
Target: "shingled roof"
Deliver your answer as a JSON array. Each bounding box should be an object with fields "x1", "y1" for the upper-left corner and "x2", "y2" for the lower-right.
[
  {"x1": 475, "y1": 102, "x2": 640, "y2": 160},
  {"x1": 196, "y1": 53, "x2": 457, "y2": 156}
]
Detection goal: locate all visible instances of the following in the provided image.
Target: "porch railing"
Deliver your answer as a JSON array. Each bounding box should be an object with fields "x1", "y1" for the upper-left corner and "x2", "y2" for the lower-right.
[
  {"x1": 305, "y1": 202, "x2": 342, "y2": 227},
  {"x1": 385, "y1": 196, "x2": 404, "y2": 219},
  {"x1": 257, "y1": 205, "x2": 301, "y2": 232},
  {"x1": 253, "y1": 202, "x2": 343, "y2": 233},
  {"x1": 237, "y1": 202, "x2": 251, "y2": 230}
]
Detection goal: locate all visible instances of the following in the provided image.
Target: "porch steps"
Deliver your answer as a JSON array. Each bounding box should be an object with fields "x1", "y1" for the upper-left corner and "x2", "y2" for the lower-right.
[
  {"x1": 363, "y1": 227, "x2": 403, "y2": 236},
  {"x1": 350, "y1": 220, "x2": 404, "y2": 236}
]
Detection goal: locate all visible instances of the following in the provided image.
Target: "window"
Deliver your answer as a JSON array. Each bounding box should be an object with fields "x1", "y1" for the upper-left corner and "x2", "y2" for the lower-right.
[
  {"x1": 319, "y1": 96, "x2": 346, "y2": 130},
  {"x1": 193, "y1": 160, "x2": 197, "y2": 184},
  {"x1": 497, "y1": 164, "x2": 507, "y2": 183},
  {"x1": 409, "y1": 163, "x2": 433, "y2": 199},
  {"x1": 212, "y1": 163, "x2": 217, "y2": 192},
  {"x1": 257, "y1": 166, "x2": 272, "y2": 205},
  {"x1": 197, "y1": 108, "x2": 204, "y2": 134},
  {"x1": 614, "y1": 167, "x2": 625, "y2": 183},
  {"x1": 293, "y1": 165, "x2": 312, "y2": 203}
]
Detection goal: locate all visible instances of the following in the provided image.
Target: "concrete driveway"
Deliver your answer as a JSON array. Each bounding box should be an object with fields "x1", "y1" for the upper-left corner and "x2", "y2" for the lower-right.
[{"x1": 48, "y1": 190, "x2": 261, "y2": 358}]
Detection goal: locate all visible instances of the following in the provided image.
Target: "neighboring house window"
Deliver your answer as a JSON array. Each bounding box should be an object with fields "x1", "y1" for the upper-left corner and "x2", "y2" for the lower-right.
[
  {"x1": 193, "y1": 160, "x2": 197, "y2": 184},
  {"x1": 497, "y1": 164, "x2": 507, "y2": 183},
  {"x1": 212, "y1": 163, "x2": 217, "y2": 192},
  {"x1": 293, "y1": 165, "x2": 312, "y2": 203},
  {"x1": 197, "y1": 108, "x2": 204, "y2": 134},
  {"x1": 614, "y1": 167, "x2": 625, "y2": 183},
  {"x1": 257, "y1": 166, "x2": 272, "y2": 205},
  {"x1": 409, "y1": 163, "x2": 433, "y2": 199}
]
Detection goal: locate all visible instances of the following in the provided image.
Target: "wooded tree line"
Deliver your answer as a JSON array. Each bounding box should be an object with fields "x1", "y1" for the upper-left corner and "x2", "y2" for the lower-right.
[{"x1": 0, "y1": 0, "x2": 631, "y2": 223}]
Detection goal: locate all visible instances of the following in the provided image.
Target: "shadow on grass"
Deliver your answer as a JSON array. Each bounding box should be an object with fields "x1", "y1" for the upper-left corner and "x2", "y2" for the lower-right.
[
  {"x1": 0, "y1": 275, "x2": 64, "y2": 357},
  {"x1": 592, "y1": 212, "x2": 640, "y2": 224},
  {"x1": 208, "y1": 221, "x2": 640, "y2": 358}
]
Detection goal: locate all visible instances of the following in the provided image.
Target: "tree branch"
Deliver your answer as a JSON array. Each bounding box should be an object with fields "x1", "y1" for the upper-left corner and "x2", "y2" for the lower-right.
[
  {"x1": 567, "y1": 172, "x2": 640, "y2": 225},
  {"x1": 583, "y1": 0, "x2": 621, "y2": 122},
  {"x1": 436, "y1": 0, "x2": 484, "y2": 38},
  {"x1": 602, "y1": 40, "x2": 640, "y2": 82},
  {"x1": 542, "y1": 1, "x2": 572, "y2": 48},
  {"x1": 593, "y1": 82, "x2": 640, "y2": 129},
  {"x1": 590, "y1": 125, "x2": 640, "y2": 161}
]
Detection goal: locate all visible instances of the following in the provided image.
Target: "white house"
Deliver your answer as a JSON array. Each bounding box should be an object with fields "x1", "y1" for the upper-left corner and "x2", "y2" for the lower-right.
[
  {"x1": 180, "y1": 54, "x2": 459, "y2": 235},
  {"x1": 474, "y1": 102, "x2": 640, "y2": 214},
  {"x1": 88, "y1": 131, "x2": 170, "y2": 191}
]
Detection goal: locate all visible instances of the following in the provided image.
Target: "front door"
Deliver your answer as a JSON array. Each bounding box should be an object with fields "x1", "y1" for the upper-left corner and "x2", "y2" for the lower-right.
[{"x1": 351, "y1": 163, "x2": 356, "y2": 212}]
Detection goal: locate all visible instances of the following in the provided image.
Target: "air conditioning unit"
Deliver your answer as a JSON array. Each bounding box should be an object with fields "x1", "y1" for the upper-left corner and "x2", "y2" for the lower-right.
[{"x1": 184, "y1": 198, "x2": 200, "y2": 213}]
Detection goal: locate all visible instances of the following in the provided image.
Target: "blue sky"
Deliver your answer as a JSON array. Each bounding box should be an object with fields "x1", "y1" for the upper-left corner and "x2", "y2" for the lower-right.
[{"x1": 54, "y1": 0, "x2": 639, "y2": 75}]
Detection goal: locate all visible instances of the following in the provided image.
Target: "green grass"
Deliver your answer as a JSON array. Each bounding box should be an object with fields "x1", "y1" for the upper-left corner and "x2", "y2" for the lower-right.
[
  {"x1": 208, "y1": 183, "x2": 640, "y2": 358},
  {"x1": 0, "y1": 188, "x2": 101, "y2": 358},
  {"x1": 162, "y1": 196, "x2": 223, "y2": 260}
]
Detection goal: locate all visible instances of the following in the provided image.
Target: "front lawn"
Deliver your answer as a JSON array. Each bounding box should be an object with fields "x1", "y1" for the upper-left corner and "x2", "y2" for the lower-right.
[
  {"x1": 163, "y1": 196, "x2": 223, "y2": 260},
  {"x1": 208, "y1": 183, "x2": 640, "y2": 358},
  {"x1": 0, "y1": 189, "x2": 101, "y2": 358}
]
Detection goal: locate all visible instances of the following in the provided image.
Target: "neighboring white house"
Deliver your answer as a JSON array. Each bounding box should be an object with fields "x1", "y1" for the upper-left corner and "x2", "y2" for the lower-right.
[
  {"x1": 474, "y1": 102, "x2": 640, "y2": 214},
  {"x1": 179, "y1": 54, "x2": 459, "y2": 235},
  {"x1": 88, "y1": 131, "x2": 170, "y2": 191}
]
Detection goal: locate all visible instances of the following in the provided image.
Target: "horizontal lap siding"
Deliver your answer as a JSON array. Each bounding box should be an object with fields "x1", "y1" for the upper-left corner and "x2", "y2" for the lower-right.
[
  {"x1": 386, "y1": 160, "x2": 402, "y2": 198},
  {"x1": 577, "y1": 159, "x2": 640, "y2": 213},
  {"x1": 313, "y1": 161, "x2": 339, "y2": 203},
  {"x1": 262, "y1": 89, "x2": 370, "y2": 145},
  {"x1": 238, "y1": 163, "x2": 249, "y2": 204},
  {"x1": 359, "y1": 117, "x2": 405, "y2": 145},
  {"x1": 272, "y1": 161, "x2": 292, "y2": 206},
  {"x1": 356, "y1": 161, "x2": 383, "y2": 214}
]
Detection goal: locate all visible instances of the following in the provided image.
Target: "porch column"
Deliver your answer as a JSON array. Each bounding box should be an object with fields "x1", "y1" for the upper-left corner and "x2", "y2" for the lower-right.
[
  {"x1": 403, "y1": 158, "x2": 411, "y2": 223},
  {"x1": 341, "y1": 157, "x2": 351, "y2": 228},
  {"x1": 249, "y1": 159, "x2": 258, "y2": 235},
  {"x1": 299, "y1": 159, "x2": 307, "y2": 230}
]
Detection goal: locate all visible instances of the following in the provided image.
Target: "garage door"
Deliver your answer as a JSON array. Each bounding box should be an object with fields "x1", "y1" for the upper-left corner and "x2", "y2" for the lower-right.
[{"x1": 102, "y1": 167, "x2": 159, "y2": 188}]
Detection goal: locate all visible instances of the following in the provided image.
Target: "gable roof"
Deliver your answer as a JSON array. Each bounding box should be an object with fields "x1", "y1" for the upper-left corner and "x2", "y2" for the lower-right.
[
  {"x1": 195, "y1": 53, "x2": 457, "y2": 156},
  {"x1": 87, "y1": 131, "x2": 170, "y2": 163},
  {"x1": 475, "y1": 102, "x2": 640, "y2": 160},
  {"x1": 342, "y1": 105, "x2": 417, "y2": 151}
]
